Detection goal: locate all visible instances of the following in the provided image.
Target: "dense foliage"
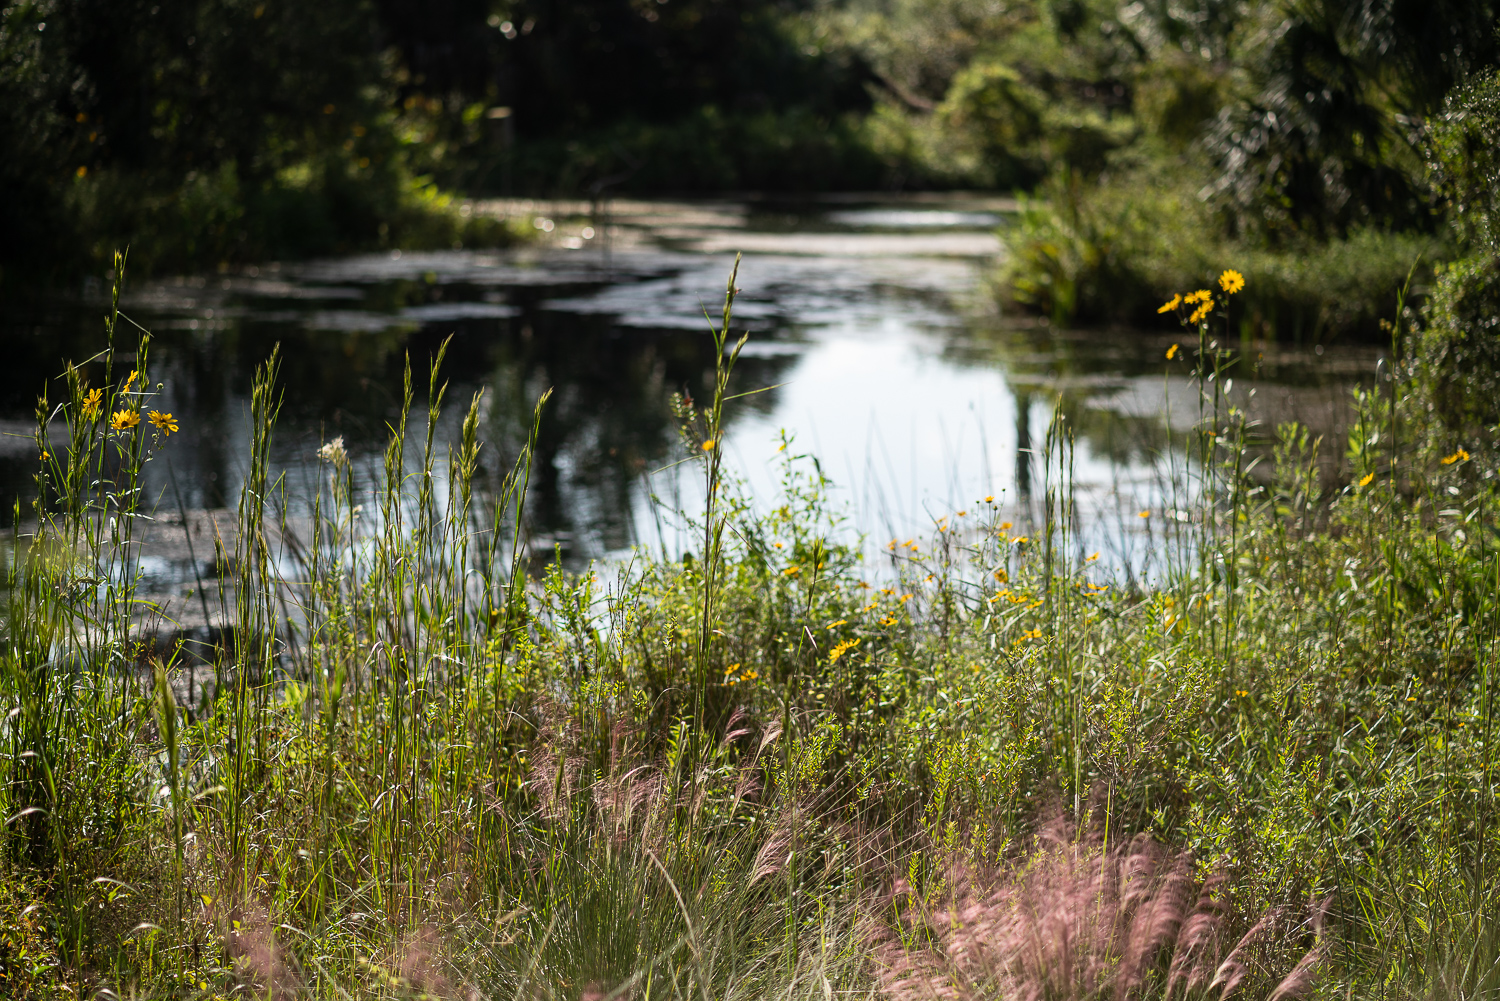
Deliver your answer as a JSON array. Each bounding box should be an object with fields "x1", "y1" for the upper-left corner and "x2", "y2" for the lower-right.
[
  {"x1": 0, "y1": 0, "x2": 877, "y2": 276},
  {"x1": 2, "y1": 264, "x2": 1499, "y2": 998},
  {"x1": 7, "y1": 0, "x2": 1500, "y2": 300}
]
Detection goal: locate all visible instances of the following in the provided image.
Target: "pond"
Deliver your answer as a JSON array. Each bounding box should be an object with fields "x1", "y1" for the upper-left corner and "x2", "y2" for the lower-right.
[{"x1": 2, "y1": 195, "x2": 1378, "y2": 589}]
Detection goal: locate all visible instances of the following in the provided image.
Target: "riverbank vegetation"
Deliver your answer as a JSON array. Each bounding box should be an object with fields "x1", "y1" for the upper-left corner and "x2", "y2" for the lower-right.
[
  {"x1": 2, "y1": 257, "x2": 1498, "y2": 998},
  {"x1": 7, "y1": 0, "x2": 1500, "y2": 335}
]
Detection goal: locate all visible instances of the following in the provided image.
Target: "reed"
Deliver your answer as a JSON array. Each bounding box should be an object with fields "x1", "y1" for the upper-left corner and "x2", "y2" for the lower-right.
[{"x1": 0, "y1": 260, "x2": 1495, "y2": 1000}]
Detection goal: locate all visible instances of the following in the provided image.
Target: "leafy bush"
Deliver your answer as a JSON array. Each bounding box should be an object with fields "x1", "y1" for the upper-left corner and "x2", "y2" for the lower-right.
[
  {"x1": 1413, "y1": 255, "x2": 1500, "y2": 454},
  {"x1": 1000, "y1": 166, "x2": 1442, "y2": 337}
]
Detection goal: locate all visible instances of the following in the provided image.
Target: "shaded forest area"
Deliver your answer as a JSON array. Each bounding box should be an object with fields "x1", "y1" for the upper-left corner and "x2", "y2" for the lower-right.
[{"x1": 5, "y1": 0, "x2": 1500, "y2": 331}]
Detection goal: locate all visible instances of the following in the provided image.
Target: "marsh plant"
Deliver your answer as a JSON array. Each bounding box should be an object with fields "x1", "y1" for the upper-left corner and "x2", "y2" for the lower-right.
[{"x1": 0, "y1": 259, "x2": 1497, "y2": 1001}]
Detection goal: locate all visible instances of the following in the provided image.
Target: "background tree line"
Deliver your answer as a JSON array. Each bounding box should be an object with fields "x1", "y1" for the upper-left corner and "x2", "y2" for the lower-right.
[{"x1": 3, "y1": 0, "x2": 1500, "y2": 294}]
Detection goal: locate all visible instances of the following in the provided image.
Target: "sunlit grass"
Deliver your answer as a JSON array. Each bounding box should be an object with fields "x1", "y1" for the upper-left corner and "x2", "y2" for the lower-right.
[{"x1": 1, "y1": 259, "x2": 1497, "y2": 1000}]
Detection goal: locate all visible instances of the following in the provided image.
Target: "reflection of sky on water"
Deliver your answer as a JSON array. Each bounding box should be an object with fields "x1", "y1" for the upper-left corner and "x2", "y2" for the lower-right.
[
  {"x1": 638, "y1": 316, "x2": 1189, "y2": 581},
  {"x1": 2, "y1": 200, "x2": 1372, "y2": 587},
  {"x1": 825, "y1": 209, "x2": 1003, "y2": 228}
]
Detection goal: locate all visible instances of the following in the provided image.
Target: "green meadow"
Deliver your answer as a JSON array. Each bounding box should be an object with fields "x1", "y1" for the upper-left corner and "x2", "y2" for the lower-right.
[{"x1": 2, "y1": 249, "x2": 1499, "y2": 999}]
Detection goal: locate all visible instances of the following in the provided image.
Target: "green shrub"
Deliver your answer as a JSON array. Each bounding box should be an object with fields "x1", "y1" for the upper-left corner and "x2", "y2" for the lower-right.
[
  {"x1": 1413, "y1": 255, "x2": 1500, "y2": 454},
  {"x1": 1000, "y1": 166, "x2": 1443, "y2": 339}
]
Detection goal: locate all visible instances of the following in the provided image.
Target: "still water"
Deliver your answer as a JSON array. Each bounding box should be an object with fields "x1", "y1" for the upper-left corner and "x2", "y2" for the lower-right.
[{"x1": 2, "y1": 196, "x2": 1375, "y2": 582}]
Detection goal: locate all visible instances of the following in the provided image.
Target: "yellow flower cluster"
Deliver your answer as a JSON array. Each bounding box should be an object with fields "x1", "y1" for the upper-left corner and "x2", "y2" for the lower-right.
[
  {"x1": 1184, "y1": 289, "x2": 1214, "y2": 324},
  {"x1": 1157, "y1": 270, "x2": 1246, "y2": 326},
  {"x1": 722, "y1": 663, "x2": 760, "y2": 686},
  {"x1": 828, "y1": 637, "x2": 861, "y2": 665},
  {"x1": 87, "y1": 370, "x2": 181, "y2": 440},
  {"x1": 1441, "y1": 448, "x2": 1471, "y2": 465}
]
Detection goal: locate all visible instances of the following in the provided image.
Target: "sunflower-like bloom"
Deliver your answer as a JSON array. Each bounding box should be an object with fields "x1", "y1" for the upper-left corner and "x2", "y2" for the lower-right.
[
  {"x1": 110, "y1": 409, "x2": 140, "y2": 431},
  {"x1": 148, "y1": 410, "x2": 179, "y2": 435},
  {"x1": 1442, "y1": 448, "x2": 1471, "y2": 465},
  {"x1": 81, "y1": 388, "x2": 104, "y2": 421},
  {"x1": 1184, "y1": 289, "x2": 1213, "y2": 304},
  {"x1": 1157, "y1": 293, "x2": 1182, "y2": 313},
  {"x1": 1166, "y1": 343, "x2": 1179, "y2": 360},
  {"x1": 1219, "y1": 269, "x2": 1246, "y2": 294},
  {"x1": 1189, "y1": 301, "x2": 1213, "y2": 324}
]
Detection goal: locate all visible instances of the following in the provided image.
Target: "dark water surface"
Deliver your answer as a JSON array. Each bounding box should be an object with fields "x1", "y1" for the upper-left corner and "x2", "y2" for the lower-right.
[{"x1": 2, "y1": 195, "x2": 1378, "y2": 578}]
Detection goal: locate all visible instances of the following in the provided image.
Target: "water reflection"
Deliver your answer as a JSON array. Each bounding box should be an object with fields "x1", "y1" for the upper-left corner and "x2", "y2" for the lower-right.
[{"x1": 2, "y1": 197, "x2": 1377, "y2": 582}]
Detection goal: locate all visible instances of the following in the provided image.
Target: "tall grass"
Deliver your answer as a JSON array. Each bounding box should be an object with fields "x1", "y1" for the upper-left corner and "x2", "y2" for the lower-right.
[{"x1": 1, "y1": 258, "x2": 1497, "y2": 1000}]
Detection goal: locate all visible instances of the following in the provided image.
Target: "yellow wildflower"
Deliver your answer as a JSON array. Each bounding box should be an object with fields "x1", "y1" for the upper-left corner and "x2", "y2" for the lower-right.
[
  {"x1": 1157, "y1": 293, "x2": 1182, "y2": 313},
  {"x1": 110, "y1": 410, "x2": 140, "y2": 431},
  {"x1": 1086, "y1": 552, "x2": 1099, "y2": 562},
  {"x1": 828, "y1": 638, "x2": 861, "y2": 665},
  {"x1": 1189, "y1": 302, "x2": 1213, "y2": 324},
  {"x1": 1359, "y1": 472, "x2": 1375, "y2": 487},
  {"x1": 1139, "y1": 510, "x2": 1151, "y2": 518},
  {"x1": 1441, "y1": 448, "x2": 1471, "y2": 465},
  {"x1": 81, "y1": 388, "x2": 104, "y2": 420},
  {"x1": 701, "y1": 439, "x2": 716, "y2": 451},
  {"x1": 826, "y1": 619, "x2": 848, "y2": 630},
  {"x1": 1184, "y1": 289, "x2": 1212, "y2": 304},
  {"x1": 782, "y1": 565, "x2": 801, "y2": 576},
  {"x1": 122, "y1": 370, "x2": 139, "y2": 392},
  {"x1": 148, "y1": 410, "x2": 179, "y2": 435},
  {"x1": 39, "y1": 451, "x2": 49, "y2": 462},
  {"x1": 984, "y1": 494, "x2": 994, "y2": 503},
  {"x1": 1166, "y1": 343, "x2": 1179, "y2": 360},
  {"x1": 1219, "y1": 269, "x2": 1245, "y2": 294}
]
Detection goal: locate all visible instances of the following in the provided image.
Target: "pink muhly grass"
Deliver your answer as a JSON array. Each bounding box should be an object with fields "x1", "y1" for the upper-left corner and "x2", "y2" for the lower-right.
[
  {"x1": 224, "y1": 904, "x2": 302, "y2": 1001},
  {"x1": 396, "y1": 924, "x2": 454, "y2": 998},
  {"x1": 873, "y1": 822, "x2": 1328, "y2": 1001}
]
